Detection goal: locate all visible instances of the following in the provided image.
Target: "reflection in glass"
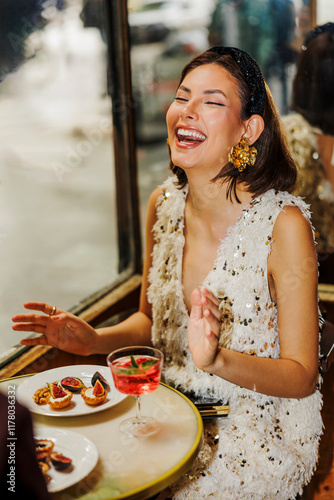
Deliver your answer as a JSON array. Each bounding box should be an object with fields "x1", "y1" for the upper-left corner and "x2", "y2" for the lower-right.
[
  {"x1": 282, "y1": 21, "x2": 334, "y2": 282},
  {"x1": 128, "y1": 0, "x2": 313, "y2": 241},
  {"x1": 0, "y1": 1, "x2": 118, "y2": 356}
]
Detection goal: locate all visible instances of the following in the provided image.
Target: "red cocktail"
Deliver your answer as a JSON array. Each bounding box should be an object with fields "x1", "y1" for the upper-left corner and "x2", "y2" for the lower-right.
[
  {"x1": 111, "y1": 355, "x2": 162, "y2": 395},
  {"x1": 107, "y1": 346, "x2": 163, "y2": 437}
]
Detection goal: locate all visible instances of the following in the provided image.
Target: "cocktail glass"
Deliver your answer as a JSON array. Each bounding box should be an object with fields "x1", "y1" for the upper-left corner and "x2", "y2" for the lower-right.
[{"x1": 107, "y1": 346, "x2": 163, "y2": 437}]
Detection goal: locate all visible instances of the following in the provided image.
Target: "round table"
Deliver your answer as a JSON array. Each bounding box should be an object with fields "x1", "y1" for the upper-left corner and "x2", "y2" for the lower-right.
[{"x1": 0, "y1": 371, "x2": 203, "y2": 499}]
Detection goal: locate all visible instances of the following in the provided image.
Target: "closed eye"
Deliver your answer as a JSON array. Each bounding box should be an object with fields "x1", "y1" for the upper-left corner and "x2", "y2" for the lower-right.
[
  {"x1": 174, "y1": 97, "x2": 188, "y2": 102},
  {"x1": 206, "y1": 101, "x2": 224, "y2": 106}
]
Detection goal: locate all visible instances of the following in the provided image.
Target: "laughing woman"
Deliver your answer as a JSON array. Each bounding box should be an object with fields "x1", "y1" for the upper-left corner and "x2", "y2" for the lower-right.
[{"x1": 13, "y1": 47, "x2": 323, "y2": 499}]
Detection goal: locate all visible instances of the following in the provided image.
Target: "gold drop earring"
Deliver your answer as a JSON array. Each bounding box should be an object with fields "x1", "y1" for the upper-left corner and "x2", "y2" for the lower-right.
[{"x1": 228, "y1": 137, "x2": 257, "y2": 173}]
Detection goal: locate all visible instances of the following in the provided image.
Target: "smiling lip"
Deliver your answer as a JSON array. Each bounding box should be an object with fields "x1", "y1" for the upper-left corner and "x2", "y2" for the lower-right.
[{"x1": 175, "y1": 127, "x2": 207, "y2": 148}]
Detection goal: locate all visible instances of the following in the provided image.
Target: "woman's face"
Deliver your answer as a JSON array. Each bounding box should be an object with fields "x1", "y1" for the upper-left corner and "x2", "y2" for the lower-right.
[{"x1": 166, "y1": 63, "x2": 246, "y2": 176}]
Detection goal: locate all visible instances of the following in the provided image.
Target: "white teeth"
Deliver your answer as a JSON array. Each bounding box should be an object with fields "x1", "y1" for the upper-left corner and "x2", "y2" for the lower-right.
[{"x1": 178, "y1": 128, "x2": 206, "y2": 141}]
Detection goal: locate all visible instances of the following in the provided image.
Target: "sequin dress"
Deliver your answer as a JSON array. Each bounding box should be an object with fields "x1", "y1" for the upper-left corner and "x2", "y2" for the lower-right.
[
  {"x1": 282, "y1": 112, "x2": 334, "y2": 252},
  {"x1": 147, "y1": 176, "x2": 323, "y2": 500}
]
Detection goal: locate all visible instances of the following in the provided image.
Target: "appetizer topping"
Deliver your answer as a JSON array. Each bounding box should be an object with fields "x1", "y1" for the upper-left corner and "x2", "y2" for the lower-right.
[
  {"x1": 38, "y1": 461, "x2": 50, "y2": 475},
  {"x1": 83, "y1": 387, "x2": 95, "y2": 398},
  {"x1": 92, "y1": 379, "x2": 104, "y2": 396},
  {"x1": 47, "y1": 383, "x2": 73, "y2": 409},
  {"x1": 50, "y1": 453, "x2": 72, "y2": 470},
  {"x1": 33, "y1": 386, "x2": 51, "y2": 405},
  {"x1": 61, "y1": 376, "x2": 86, "y2": 392},
  {"x1": 35, "y1": 438, "x2": 73, "y2": 475},
  {"x1": 36, "y1": 451, "x2": 50, "y2": 463},
  {"x1": 35, "y1": 438, "x2": 54, "y2": 454},
  {"x1": 81, "y1": 381, "x2": 108, "y2": 406},
  {"x1": 48, "y1": 382, "x2": 68, "y2": 399},
  {"x1": 91, "y1": 371, "x2": 110, "y2": 392}
]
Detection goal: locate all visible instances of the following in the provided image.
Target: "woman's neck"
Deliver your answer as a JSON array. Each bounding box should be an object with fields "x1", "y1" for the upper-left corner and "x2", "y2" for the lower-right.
[{"x1": 186, "y1": 174, "x2": 253, "y2": 222}]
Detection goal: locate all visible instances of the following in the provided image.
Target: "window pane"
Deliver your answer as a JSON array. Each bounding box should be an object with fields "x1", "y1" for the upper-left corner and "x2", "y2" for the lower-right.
[
  {"x1": 316, "y1": 0, "x2": 333, "y2": 23},
  {"x1": 0, "y1": 1, "x2": 119, "y2": 357}
]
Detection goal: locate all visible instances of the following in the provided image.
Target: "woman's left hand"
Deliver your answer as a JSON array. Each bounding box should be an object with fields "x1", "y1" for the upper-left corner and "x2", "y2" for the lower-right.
[{"x1": 188, "y1": 288, "x2": 221, "y2": 372}]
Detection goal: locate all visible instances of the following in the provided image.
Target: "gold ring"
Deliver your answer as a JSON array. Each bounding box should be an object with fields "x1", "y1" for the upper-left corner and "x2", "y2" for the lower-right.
[{"x1": 49, "y1": 306, "x2": 56, "y2": 316}]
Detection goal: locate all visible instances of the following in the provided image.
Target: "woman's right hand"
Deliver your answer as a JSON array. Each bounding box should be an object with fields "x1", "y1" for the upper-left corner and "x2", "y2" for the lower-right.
[
  {"x1": 187, "y1": 288, "x2": 221, "y2": 373},
  {"x1": 12, "y1": 302, "x2": 99, "y2": 356}
]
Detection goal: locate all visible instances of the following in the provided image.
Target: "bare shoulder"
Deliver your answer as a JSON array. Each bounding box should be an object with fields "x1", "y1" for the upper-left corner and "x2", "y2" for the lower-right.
[
  {"x1": 269, "y1": 204, "x2": 317, "y2": 274},
  {"x1": 148, "y1": 186, "x2": 163, "y2": 208},
  {"x1": 140, "y1": 186, "x2": 165, "y2": 316},
  {"x1": 273, "y1": 205, "x2": 314, "y2": 246},
  {"x1": 268, "y1": 205, "x2": 318, "y2": 305}
]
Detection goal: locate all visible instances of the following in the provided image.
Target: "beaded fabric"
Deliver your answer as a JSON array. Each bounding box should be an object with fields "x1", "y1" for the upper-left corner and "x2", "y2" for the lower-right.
[
  {"x1": 282, "y1": 112, "x2": 334, "y2": 252},
  {"x1": 206, "y1": 46, "x2": 266, "y2": 116},
  {"x1": 147, "y1": 176, "x2": 323, "y2": 500}
]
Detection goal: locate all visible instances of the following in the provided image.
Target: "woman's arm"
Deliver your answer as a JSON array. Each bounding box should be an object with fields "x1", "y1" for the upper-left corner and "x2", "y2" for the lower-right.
[
  {"x1": 315, "y1": 133, "x2": 334, "y2": 192},
  {"x1": 188, "y1": 206, "x2": 319, "y2": 399},
  {"x1": 12, "y1": 188, "x2": 162, "y2": 355}
]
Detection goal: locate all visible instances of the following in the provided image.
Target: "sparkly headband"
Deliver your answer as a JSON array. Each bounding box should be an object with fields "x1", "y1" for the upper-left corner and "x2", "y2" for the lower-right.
[
  {"x1": 303, "y1": 22, "x2": 334, "y2": 48},
  {"x1": 206, "y1": 46, "x2": 266, "y2": 117}
]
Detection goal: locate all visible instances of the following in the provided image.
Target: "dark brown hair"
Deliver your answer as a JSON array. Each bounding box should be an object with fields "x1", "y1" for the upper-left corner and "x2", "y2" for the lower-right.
[
  {"x1": 169, "y1": 50, "x2": 297, "y2": 201},
  {"x1": 291, "y1": 31, "x2": 334, "y2": 135}
]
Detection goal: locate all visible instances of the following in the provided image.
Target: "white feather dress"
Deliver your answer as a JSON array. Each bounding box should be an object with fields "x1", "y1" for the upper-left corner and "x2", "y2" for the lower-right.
[{"x1": 147, "y1": 176, "x2": 323, "y2": 500}]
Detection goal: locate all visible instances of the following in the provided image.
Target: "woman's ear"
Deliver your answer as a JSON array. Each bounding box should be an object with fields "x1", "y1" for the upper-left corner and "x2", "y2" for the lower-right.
[{"x1": 243, "y1": 115, "x2": 264, "y2": 145}]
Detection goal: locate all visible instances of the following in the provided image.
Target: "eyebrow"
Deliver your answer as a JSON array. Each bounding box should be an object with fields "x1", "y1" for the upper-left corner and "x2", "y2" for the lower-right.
[{"x1": 178, "y1": 85, "x2": 228, "y2": 99}]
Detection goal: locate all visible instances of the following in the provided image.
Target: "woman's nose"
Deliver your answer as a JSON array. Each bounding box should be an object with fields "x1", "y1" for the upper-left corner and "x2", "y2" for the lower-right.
[{"x1": 180, "y1": 100, "x2": 198, "y2": 120}]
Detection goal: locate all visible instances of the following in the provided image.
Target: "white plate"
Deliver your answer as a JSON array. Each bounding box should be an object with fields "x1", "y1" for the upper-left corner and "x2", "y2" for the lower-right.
[
  {"x1": 17, "y1": 364, "x2": 126, "y2": 417},
  {"x1": 34, "y1": 426, "x2": 98, "y2": 492}
]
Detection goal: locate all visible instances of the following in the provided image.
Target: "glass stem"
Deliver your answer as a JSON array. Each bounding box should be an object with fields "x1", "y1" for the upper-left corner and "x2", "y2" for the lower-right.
[{"x1": 135, "y1": 395, "x2": 142, "y2": 420}]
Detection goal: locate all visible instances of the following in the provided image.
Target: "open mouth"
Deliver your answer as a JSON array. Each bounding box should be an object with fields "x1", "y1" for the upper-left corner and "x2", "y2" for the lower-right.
[{"x1": 176, "y1": 128, "x2": 206, "y2": 145}]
